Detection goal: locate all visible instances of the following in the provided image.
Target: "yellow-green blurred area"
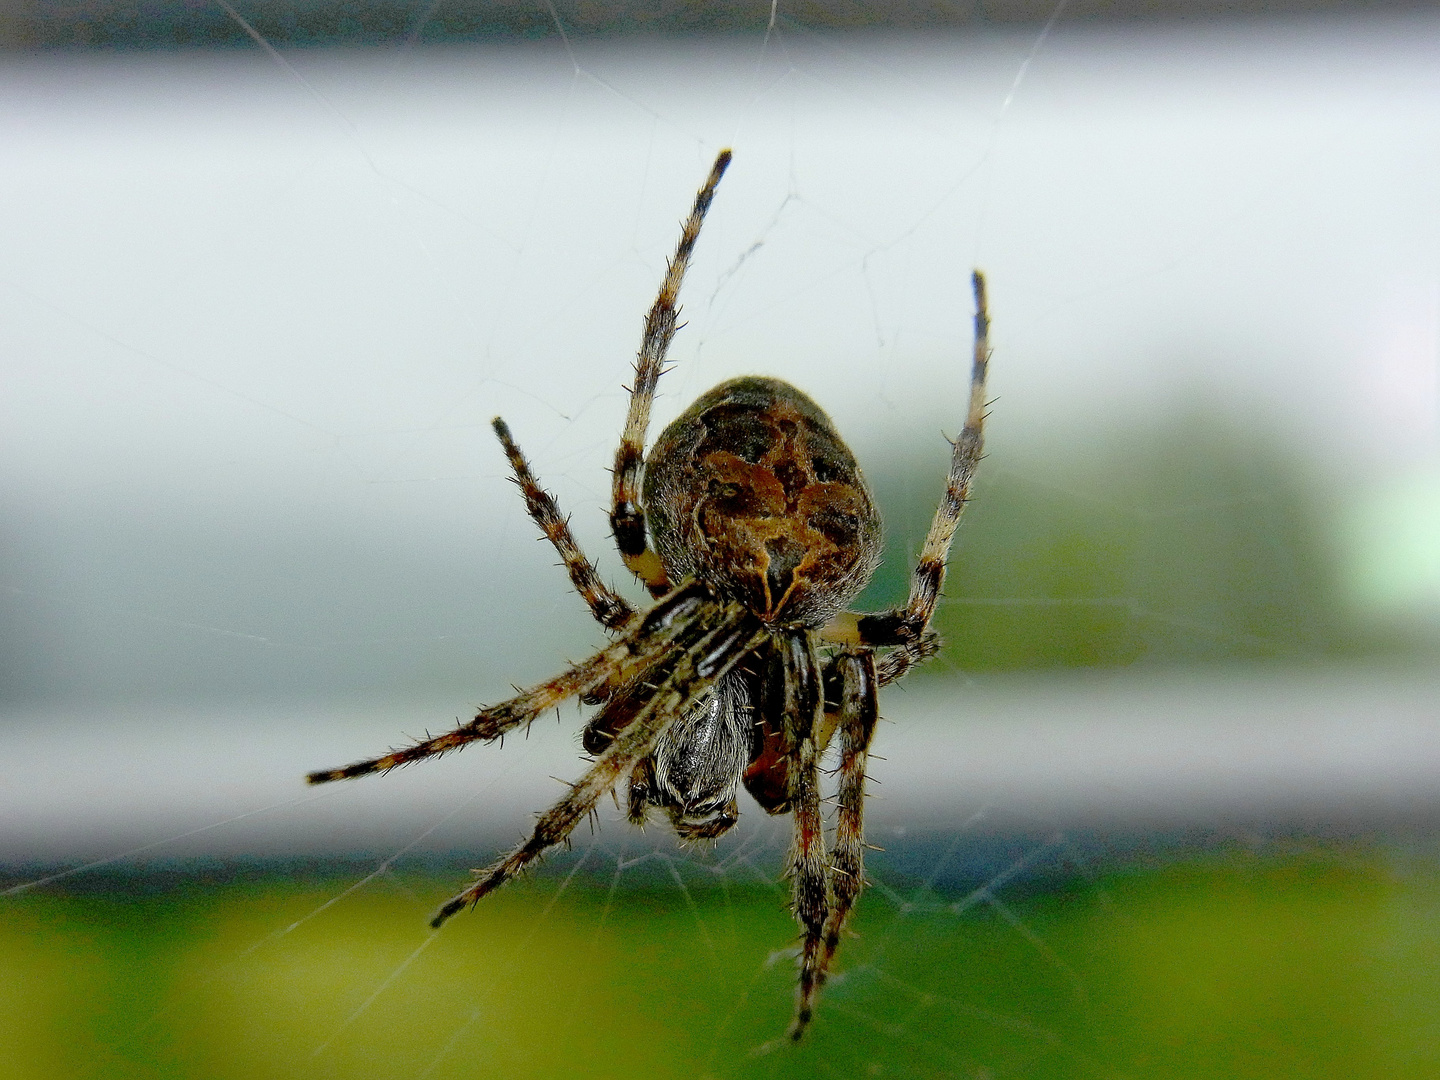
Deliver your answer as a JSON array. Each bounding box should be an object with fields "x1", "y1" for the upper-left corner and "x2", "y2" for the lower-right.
[
  {"x1": 4, "y1": 16, "x2": 1439, "y2": 1080},
  {"x1": 7, "y1": 846, "x2": 1440, "y2": 1080},
  {"x1": 862, "y1": 410, "x2": 1360, "y2": 673}
]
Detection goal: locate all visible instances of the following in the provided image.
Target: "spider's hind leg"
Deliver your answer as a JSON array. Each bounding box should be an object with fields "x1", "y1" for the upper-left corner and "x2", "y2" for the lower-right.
[
  {"x1": 430, "y1": 602, "x2": 766, "y2": 928},
  {"x1": 791, "y1": 649, "x2": 879, "y2": 1040}
]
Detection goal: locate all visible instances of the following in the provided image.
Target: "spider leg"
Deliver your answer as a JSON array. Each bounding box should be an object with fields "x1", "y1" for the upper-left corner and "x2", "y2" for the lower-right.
[
  {"x1": 581, "y1": 679, "x2": 648, "y2": 753},
  {"x1": 626, "y1": 754, "x2": 655, "y2": 826},
  {"x1": 792, "y1": 649, "x2": 879, "y2": 1039},
  {"x1": 774, "y1": 630, "x2": 832, "y2": 1042},
  {"x1": 492, "y1": 416, "x2": 636, "y2": 632},
  {"x1": 429, "y1": 607, "x2": 766, "y2": 927},
  {"x1": 821, "y1": 271, "x2": 991, "y2": 648},
  {"x1": 610, "y1": 149, "x2": 732, "y2": 596},
  {"x1": 306, "y1": 581, "x2": 716, "y2": 784},
  {"x1": 743, "y1": 631, "x2": 926, "y2": 817},
  {"x1": 874, "y1": 632, "x2": 942, "y2": 686}
]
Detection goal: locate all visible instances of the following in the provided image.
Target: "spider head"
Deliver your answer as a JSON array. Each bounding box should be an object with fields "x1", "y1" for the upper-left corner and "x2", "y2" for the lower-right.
[
  {"x1": 666, "y1": 797, "x2": 741, "y2": 841},
  {"x1": 644, "y1": 377, "x2": 883, "y2": 626}
]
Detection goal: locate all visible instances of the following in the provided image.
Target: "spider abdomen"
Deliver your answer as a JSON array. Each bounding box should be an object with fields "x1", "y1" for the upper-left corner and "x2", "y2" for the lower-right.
[{"x1": 643, "y1": 376, "x2": 882, "y2": 626}]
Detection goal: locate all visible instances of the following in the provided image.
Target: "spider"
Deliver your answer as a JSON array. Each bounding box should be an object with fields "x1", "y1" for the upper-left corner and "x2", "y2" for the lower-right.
[{"x1": 307, "y1": 149, "x2": 991, "y2": 1041}]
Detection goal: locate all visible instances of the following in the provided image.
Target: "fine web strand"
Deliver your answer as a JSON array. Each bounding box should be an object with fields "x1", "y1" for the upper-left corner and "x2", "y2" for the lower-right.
[
  {"x1": 14, "y1": 0, "x2": 1423, "y2": 1074},
  {"x1": 99, "y1": 761, "x2": 518, "y2": 1056},
  {"x1": 1, "y1": 789, "x2": 331, "y2": 898},
  {"x1": 262, "y1": 4, "x2": 1102, "y2": 1069}
]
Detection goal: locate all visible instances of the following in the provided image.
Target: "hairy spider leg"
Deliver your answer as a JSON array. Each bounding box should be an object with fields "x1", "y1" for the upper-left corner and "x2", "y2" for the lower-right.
[
  {"x1": 626, "y1": 754, "x2": 656, "y2": 825},
  {"x1": 578, "y1": 616, "x2": 726, "y2": 758},
  {"x1": 610, "y1": 149, "x2": 733, "y2": 595},
  {"x1": 776, "y1": 630, "x2": 832, "y2": 1041},
  {"x1": 873, "y1": 632, "x2": 942, "y2": 686},
  {"x1": 802, "y1": 633, "x2": 930, "y2": 760},
  {"x1": 895, "y1": 268, "x2": 992, "y2": 633},
  {"x1": 430, "y1": 607, "x2": 767, "y2": 927},
  {"x1": 793, "y1": 649, "x2": 880, "y2": 1038},
  {"x1": 744, "y1": 629, "x2": 931, "y2": 814},
  {"x1": 491, "y1": 416, "x2": 637, "y2": 632},
  {"x1": 822, "y1": 270, "x2": 991, "y2": 649},
  {"x1": 305, "y1": 581, "x2": 715, "y2": 784}
]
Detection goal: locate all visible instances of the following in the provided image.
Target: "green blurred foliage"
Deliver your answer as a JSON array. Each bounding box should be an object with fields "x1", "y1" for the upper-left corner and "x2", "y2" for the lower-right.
[
  {"x1": 858, "y1": 408, "x2": 1352, "y2": 673},
  {"x1": 5, "y1": 847, "x2": 1439, "y2": 1079}
]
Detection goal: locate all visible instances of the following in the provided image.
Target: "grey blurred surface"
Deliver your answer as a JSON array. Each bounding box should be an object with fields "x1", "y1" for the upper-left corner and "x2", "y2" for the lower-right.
[
  {"x1": 3, "y1": 668, "x2": 1436, "y2": 865},
  {"x1": 2, "y1": 20, "x2": 1438, "y2": 895},
  {"x1": 3, "y1": 21, "x2": 1438, "y2": 708},
  {"x1": 2, "y1": 27, "x2": 1436, "y2": 1079}
]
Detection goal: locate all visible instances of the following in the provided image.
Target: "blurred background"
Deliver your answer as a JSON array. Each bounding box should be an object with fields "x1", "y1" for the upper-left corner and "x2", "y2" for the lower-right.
[{"x1": 2, "y1": 2, "x2": 1439, "y2": 1077}]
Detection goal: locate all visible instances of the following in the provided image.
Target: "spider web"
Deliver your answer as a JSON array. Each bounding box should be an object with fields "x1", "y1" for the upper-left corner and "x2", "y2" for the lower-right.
[{"x1": 2, "y1": 6, "x2": 1440, "y2": 1079}]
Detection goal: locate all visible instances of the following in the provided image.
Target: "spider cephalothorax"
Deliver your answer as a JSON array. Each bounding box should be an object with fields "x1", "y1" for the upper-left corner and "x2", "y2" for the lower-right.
[{"x1": 308, "y1": 149, "x2": 991, "y2": 1041}]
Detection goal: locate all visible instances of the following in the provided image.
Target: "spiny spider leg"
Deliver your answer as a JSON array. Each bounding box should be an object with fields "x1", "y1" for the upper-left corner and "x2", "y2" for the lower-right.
[
  {"x1": 822, "y1": 270, "x2": 991, "y2": 649},
  {"x1": 491, "y1": 416, "x2": 636, "y2": 632},
  {"x1": 610, "y1": 149, "x2": 732, "y2": 595},
  {"x1": 895, "y1": 269, "x2": 992, "y2": 633},
  {"x1": 803, "y1": 635, "x2": 932, "y2": 760},
  {"x1": 874, "y1": 633, "x2": 941, "y2": 687},
  {"x1": 803, "y1": 650, "x2": 880, "y2": 1034},
  {"x1": 306, "y1": 581, "x2": 715, "y2": 784},
  {"x1": 430, "y1": 607, "x2": 767, "y2": 927},
  {"x1": 778, "y1": 631, "x2": 831, "y2": 1042}
]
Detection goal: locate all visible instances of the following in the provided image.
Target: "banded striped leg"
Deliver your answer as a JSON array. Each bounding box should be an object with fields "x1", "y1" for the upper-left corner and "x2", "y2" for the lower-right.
[
  {"x1": 430, "y1": 609, "x2": 767, "y2": 927},
  {"x1": 824, "y1": 270, "x2": 991, "y2": 648},
  {"x1": 874, "y1": 633, "x2": 942, "y2": 687},
  {"x1": 306, "y1": 582, "x2": 716, "y2": 784},
  {"x1": 812, "y1": 652, "x2": 879, "y2": 1011},
  {"x1": 491, "y1": 417, "x2": 636, "y2": 632},
  {"x1": 610, "y1": 149, "x2": 733, "y2": 594},
  {"x1": 743, "y1": 632, "x2": 939, "y2": 817},
  {"x1": 778, "y1": 631, "x2": 831, "y2": 1042}
]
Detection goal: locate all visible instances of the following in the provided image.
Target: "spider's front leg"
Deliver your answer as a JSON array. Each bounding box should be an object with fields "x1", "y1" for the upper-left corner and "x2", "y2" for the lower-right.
[
  {"x1": 792, "y1": 649, "x2": 879, "y2": 1039},
  {"x1": 755, "y1": 645, "x2": 882, "y2": 1040},
  {"x1": 306, "y1": 581, "x2": 713, "y2": 784},
  {"x1": 610, "y1": 149, "x2": 731, "y2": 595},
  {"x1": 823, "y1": 270, "x2": 991, "y2": 650},
  {"x1": 491, "y1": 416, "x2": 636, "y2": 632},
  {"x1": 742, "y1": 632, "x2": 935, "y2": 816},
  {"x1": 430, "y1": 604, "x2": 767, "y2": 927}
]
